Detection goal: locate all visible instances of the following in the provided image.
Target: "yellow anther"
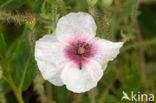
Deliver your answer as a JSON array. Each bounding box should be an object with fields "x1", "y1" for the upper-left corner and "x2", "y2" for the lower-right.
[{"x1": 78, "y1": 47, "x2": 85, "y2": 54}]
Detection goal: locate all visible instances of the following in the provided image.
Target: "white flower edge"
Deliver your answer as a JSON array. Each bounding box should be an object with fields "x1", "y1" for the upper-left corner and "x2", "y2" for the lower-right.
[
  {"x1": 56, "y1": 12, "x2": 97, "y2": 44},
  {"x1": 35, "y1": 34, "x2": 67, "y2": 86},
  {"x1": 61, "y1": 60, "x2": 105, "y2": 93},
  {"x1": 89, "y1": 37, "x2": 124, "y2": 65}
]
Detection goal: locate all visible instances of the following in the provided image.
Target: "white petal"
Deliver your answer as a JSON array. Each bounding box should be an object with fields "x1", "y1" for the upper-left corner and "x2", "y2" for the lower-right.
[
  {"x1": 61, "y1": 60, "x2": 103, "y2": 93},
  {"x1": 35, "y1": 34, "x2": 68, "y2": 86},
  {"x1": 56, "y1": 12, "x2": 97, "y2": 44},
  {"x1": 90, "y1": 38, "x2": 124, "y2": 64}
]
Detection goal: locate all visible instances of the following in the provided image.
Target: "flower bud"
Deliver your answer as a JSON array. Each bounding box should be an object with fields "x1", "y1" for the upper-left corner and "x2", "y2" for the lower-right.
[
  {"x1": 87, "y1": 0, "x2": 98, "y2": 6},
  {"x1": 102, "y1": 0, "x2": 113, "y2": 7},
  {"x1": 24, "y1": 16, "x2": 36, "y2": 24}
]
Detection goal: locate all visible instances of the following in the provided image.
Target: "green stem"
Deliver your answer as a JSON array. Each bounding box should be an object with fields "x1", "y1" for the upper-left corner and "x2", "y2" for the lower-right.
[
  {"x1": 89, "y1": 88, "x2": 97, "y2": 103},
  {"x1": 3, "y1": 64, "x2": 25, "y2": 103},
  {"x1": 46, "y1": 82, "x2": 53, "y2": 102},
  {"x1": 19, "y1": 54, "x2": 31, "y2": 91},
  {"x1": 122, "y1": 39, "x2": 156, "y2": 52},
  {"x1": 8, "y1": 77, "x2": 24, "y2": 103},
  {"x1": 0, "y1": 0, "x2": 13, "y2": 8},
  {"x1": 98, "y1": 86, "x2": 110, "y2": 103}
]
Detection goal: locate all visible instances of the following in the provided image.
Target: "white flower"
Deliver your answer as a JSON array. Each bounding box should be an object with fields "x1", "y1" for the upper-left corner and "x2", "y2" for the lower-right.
[{"x1": 35, "y1": 12, "x2": 123, "y2": 93}]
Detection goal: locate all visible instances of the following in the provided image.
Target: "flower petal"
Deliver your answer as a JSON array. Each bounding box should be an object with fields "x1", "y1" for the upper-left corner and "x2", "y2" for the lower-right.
[
  {"x1": 56, "y1": 12, "x2": 97, "y2": 44},
  {"x1": 90, "y1": 37, "x2": 124, "y2": 64},
  {"x1": 61, "y1": 60, "x2": 103, "y2": 93},
  {"x1": 35, "y1": 34, "x2": 68, "y2": 86}
]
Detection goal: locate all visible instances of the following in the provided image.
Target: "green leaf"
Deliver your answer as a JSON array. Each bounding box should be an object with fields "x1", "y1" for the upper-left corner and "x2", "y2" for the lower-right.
[
  {"x1": 53, "y1": 86, "x2": 70, "y2": 103},
  {"x1": 138, "y1": 7, "x2": 156, "y2": 38},
  {"x1": 33, "y1": 0, "x2": 44, "y2": 14},
  {"x1": 6, "y1": 35, "x2": 37, "y2": 91},
  {"x1": 0, "y1": 0, "x2": 29, "y2": 11},
  {"x1": 2, "y1": 26, "x2": 37, "y2": 92},
  {"x1": 0, "y1": 32, "x2": 7, "y2": 58},
  {"x1": 47, "y1": 0, "x2": 69, "y2": 9},
  {"x1": 0, "y1": 79, "x2": 11, "y2": 94},
  {"x1": 105, "y1": 95, "x2": 120, "y2": 103}
]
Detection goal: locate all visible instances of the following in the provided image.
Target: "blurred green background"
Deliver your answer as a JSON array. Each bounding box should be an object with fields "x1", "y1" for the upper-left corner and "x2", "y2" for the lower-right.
[{"x1": 0, "y1": 0, "x2": 156, "y2": 103}]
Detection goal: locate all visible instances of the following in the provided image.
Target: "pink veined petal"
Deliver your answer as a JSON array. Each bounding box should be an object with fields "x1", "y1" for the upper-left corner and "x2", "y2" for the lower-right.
[
  {"x1": 55, "y1": 12, "x2": 97, "y2": 44},
  {"x1": 61, "y1": 60, "x2": 104, "y2": 93},
  {"x1": 89, "y1": 37, "x2": 124, "y2": 64},
  {"x1": 35, "y1": 34, "x2": 68, "y2": 86}
]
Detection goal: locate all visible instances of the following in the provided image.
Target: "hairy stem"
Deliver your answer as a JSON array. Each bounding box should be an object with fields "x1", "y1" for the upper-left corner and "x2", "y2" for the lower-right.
[{"x1": 0, "y1": 10, "x2": 51, "y2": 24}]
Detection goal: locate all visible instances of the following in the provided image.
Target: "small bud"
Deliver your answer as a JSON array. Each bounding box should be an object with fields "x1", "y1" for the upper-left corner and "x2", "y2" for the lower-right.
[
  {"x1": 87, "y1": 0, "x2": 98, "y2": 6},
  {"x1": 24, "y1": 16, "x2": 36, "y2": 24},
  {"x1": 102, "y1": 0, "x2": 113, "y2": 7}
]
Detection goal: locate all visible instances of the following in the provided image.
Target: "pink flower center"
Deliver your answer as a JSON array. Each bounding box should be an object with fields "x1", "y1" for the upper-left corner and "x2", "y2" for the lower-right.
[{"x1": 65, "y1": 40, "x2": 94, "y2": 69}]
